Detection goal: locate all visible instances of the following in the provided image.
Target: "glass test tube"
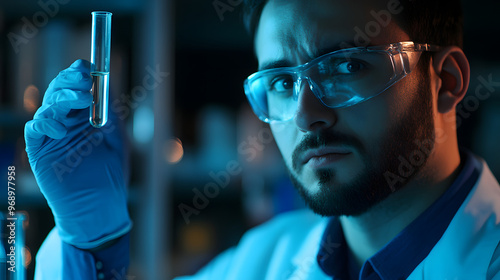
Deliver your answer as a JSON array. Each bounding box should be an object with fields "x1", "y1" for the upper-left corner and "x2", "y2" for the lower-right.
[{"x1": 90, "y1": 11, "x2": 112, "y2": 128}]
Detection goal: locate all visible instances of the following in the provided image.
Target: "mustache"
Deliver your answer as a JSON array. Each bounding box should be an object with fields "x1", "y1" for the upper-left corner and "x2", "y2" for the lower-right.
[{"x1": 291, "y1": 131, "x2": 364, "y2": 171}]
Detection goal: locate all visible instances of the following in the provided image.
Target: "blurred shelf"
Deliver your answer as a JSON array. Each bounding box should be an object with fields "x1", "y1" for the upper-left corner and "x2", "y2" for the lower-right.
[{"x1": 1, "y1": 0, "x2": 145, "y2": 19}]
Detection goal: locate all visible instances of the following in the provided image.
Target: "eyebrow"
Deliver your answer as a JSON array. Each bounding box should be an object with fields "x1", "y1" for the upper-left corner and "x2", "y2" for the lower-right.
[
  {"x1": 258, "y1": 60, "x2": 293, "y2": 71},
  {"x1": 257, "y1": 41, "x2": 359, "y2": 72},
  {"x1": 316, "y1": 41, "x2": 361, "y2": 57}
]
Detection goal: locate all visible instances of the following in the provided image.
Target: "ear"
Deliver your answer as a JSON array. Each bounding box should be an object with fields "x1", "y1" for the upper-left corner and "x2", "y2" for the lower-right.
[{"x1": 431, "y1": 46, "x2": 470, "y2": 114}]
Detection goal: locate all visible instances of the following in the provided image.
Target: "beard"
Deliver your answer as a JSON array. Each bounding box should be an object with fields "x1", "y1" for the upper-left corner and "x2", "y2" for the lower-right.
[{"x1": 288, "y1": 75, "x2": 435, "y2": 217}]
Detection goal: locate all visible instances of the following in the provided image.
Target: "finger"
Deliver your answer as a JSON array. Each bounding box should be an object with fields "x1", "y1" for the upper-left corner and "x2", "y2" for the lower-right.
[
  {"x1": 25, "y1": 119, "x2": 67, "y2": 149},
  {"x1": 69, "y1": 59, "x2": 91, "y2": 70},
  {"x1": 45, "y1": 60, "x2": 92, "y2": 101},
  {"x1": 34, "y1": 90, "x2": 93, "y2": 120},
  {"x1": 56, "y1": 89, "x2": 93, "y2": 110}
]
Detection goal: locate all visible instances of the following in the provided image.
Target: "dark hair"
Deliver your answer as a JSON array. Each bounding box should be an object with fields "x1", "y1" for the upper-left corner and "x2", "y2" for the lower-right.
[
  {"x1": 242, "y1": 0, "x2": 463, "y2": 49},
  {"x1": 242, "y1": 0, "x2": 268, "y2": 40}
]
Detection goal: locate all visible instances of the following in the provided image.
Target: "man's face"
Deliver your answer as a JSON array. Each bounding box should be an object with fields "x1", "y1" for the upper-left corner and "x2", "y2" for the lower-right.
[{"x1": 254, "y1": 0, "x2": 436, "y2": 216}]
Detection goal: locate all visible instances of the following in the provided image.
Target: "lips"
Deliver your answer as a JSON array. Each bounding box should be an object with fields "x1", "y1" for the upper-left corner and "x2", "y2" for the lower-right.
[{"x1": 301, "y1": 146, "x2": 352, "y2": 166}]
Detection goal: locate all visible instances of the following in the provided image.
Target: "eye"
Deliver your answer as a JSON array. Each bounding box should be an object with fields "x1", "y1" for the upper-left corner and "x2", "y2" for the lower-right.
[
  {"x1": 270, "y1": 75, "x2": 294, "y2": 92},
  {"x1": 336, "y1": 61, "x2": 364, "y2": 74}
]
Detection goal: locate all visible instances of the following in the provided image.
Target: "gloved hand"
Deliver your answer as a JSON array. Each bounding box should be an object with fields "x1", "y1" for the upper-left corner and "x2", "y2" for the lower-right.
[{"x1": 25, "y1": 59, "x2": 132, "y2": 249}]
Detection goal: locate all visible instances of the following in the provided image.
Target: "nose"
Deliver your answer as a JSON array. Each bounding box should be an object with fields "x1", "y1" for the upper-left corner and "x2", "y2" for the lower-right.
[{"x1": 294, "y1": 79, "x2": 337, "y2": 132}]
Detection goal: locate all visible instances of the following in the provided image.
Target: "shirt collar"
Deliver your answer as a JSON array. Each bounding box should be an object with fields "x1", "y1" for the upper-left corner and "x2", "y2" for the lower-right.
[{"x1": 317, "y1": 149, "x2": 481, "y2": 280}]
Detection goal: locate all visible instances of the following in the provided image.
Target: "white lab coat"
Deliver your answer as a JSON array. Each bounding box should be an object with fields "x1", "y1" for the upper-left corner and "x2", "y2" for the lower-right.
[
  {"x1": 35, "y1": 160, "x2": 500, "y2": 280},
  {"x1": 176, "y1": 160, "x2": 500, "y2": 280}
]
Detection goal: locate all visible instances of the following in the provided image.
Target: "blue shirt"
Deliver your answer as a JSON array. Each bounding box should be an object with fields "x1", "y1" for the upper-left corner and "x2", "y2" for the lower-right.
[{"x1": 316, "y1": 149, "x2": 481, "y2": 280}]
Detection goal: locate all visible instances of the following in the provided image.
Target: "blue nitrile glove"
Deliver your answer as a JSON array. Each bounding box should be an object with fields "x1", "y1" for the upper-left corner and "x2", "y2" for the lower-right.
[{"x1": 25, "y1": 59, "x2": 132, "y2": 249}]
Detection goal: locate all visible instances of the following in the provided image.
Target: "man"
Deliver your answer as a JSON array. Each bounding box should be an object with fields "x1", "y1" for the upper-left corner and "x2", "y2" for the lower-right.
[{"x1": 26, "y1": 0, "x2": 500, "y2": 279}]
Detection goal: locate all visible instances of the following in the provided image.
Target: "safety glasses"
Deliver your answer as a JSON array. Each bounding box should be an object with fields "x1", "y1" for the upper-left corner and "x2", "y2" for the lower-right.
[{"x1": 243, "y1": 41, "x2": 441, "y2": 123}]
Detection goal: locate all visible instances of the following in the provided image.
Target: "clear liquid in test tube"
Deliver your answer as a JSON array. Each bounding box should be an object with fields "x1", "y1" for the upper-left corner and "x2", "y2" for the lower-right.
[{"x1": 90, "y1": 11, "x2": 112, "y2": 128}]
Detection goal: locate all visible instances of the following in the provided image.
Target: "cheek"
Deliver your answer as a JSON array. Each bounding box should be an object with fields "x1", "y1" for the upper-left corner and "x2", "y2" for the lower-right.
[
  {"x1": 341, "y1": 87, "x2": 404, "y2": 151},
  {"x1": 350, "y1": 72, "x2": 426, "y2": 146}
]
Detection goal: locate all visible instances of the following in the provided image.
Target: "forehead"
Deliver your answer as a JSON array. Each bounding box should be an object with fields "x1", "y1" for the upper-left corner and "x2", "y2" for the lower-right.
[{"x1": 255, "y1": 0, "x2": 409, "y2": 68}]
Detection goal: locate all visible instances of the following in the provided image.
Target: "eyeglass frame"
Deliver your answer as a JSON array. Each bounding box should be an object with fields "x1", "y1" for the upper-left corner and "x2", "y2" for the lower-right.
[{"x1": 243, "y1": 41, "x2": 442, "y2": 123}]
